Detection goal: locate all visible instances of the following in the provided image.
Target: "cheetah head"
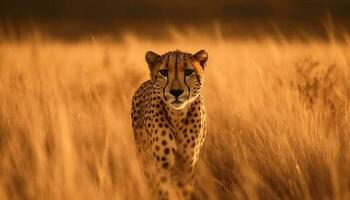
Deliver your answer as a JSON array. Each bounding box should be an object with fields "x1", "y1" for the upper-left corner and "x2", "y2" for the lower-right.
[{"x1": 145, "y1": 50, "x2": 208, "y2": 110}]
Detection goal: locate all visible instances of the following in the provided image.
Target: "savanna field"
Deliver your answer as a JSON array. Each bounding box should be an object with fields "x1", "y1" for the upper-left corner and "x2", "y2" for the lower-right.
[{"x1": 1, "y1": 28, "x2": 350, "y2": 200}]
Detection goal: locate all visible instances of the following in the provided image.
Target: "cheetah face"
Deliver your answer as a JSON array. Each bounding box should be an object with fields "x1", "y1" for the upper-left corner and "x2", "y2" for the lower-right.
[{"x1": 145, "y1": 50, "x2": 208, "y2": 110}]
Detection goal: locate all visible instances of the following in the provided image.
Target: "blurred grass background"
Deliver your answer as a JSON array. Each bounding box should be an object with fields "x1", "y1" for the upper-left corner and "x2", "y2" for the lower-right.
[{"x1": 1, "y1": 32, "x2": 350, "y2": 199}]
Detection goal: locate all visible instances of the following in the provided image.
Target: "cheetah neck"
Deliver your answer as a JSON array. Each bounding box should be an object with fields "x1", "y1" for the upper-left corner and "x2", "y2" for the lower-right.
[
  {"x1": 164, "y1": 103, "x2": 189, "y2": 126},
  {"x1": 163, "y1": 96, "x2": 202, "y2": 132}
]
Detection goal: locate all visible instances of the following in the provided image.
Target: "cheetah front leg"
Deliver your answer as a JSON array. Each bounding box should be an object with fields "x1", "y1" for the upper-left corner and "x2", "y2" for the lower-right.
[
  {"x1": 174, "y1": 151, "x2": 196, "y2": 199},
  {"x1": 149, "y1": 127, "x2": 179, "y2": 200},
  {"x1": 174, "y1": 124, "x2": 206, "y2": 199}
]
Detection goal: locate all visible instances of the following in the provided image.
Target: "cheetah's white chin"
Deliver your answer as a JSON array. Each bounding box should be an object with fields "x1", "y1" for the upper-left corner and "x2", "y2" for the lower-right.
[{"x1": 169, "y1": 101, "x2": 187, "y2": 110}]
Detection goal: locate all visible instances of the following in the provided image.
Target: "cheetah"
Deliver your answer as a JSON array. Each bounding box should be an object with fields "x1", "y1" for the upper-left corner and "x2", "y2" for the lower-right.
[{"x1": 131, "y1": 50, "x2": 208, "y2": 200}]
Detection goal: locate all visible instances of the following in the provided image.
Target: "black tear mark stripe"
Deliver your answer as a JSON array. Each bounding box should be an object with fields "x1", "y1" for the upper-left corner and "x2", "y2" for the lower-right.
[
  {"x1": 183, "y1": 61, "x2": 192, "y2": 101},
  {"x1": 184, "y1": 74, "x2": 191, "y2": 101},
  {"x1": 163, "y1": 61, "x2": 168, "y2": 101},
  {"x1": 183, "y1": 62, "x2": 191, "y2": 101}
]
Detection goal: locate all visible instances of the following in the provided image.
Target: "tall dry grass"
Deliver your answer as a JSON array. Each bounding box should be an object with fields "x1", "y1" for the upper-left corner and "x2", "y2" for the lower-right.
[{"x1": 0, "y1": 30, "x2": 350, "y2": 200}]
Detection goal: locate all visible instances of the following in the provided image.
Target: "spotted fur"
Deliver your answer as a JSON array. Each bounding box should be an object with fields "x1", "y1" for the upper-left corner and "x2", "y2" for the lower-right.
[{"x1": 131, "y1": 50, "x2": 208, "y2": 200}]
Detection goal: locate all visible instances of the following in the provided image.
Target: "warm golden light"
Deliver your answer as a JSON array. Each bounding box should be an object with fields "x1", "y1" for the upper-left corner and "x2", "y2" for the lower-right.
[{"x1": 1, "y1": 1, "x2": 350, "y2": 198}]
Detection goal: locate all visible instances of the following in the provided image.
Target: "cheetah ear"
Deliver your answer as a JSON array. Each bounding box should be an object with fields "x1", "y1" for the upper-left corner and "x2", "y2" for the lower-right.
[
  {"x1": 193, "y1": 49, "x2": 208, "y2": 69},
  {"x1": 145, "y1": 51, "x2": 160, "y2": 70}
]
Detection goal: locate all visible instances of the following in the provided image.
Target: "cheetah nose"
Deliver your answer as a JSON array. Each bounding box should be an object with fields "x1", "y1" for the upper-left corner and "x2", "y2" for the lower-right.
[{"x1": 169, "y1": 89, "x2": 184, "y2": 98}]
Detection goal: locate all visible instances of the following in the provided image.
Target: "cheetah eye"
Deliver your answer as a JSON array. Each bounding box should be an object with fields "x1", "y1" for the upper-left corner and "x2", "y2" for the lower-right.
[
  {"x1": 184, "y1": 69, "x2": 194, "y2": 76},
  {"x1": 159, "y1": 69, "x2": 168, "y2": 76}
]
